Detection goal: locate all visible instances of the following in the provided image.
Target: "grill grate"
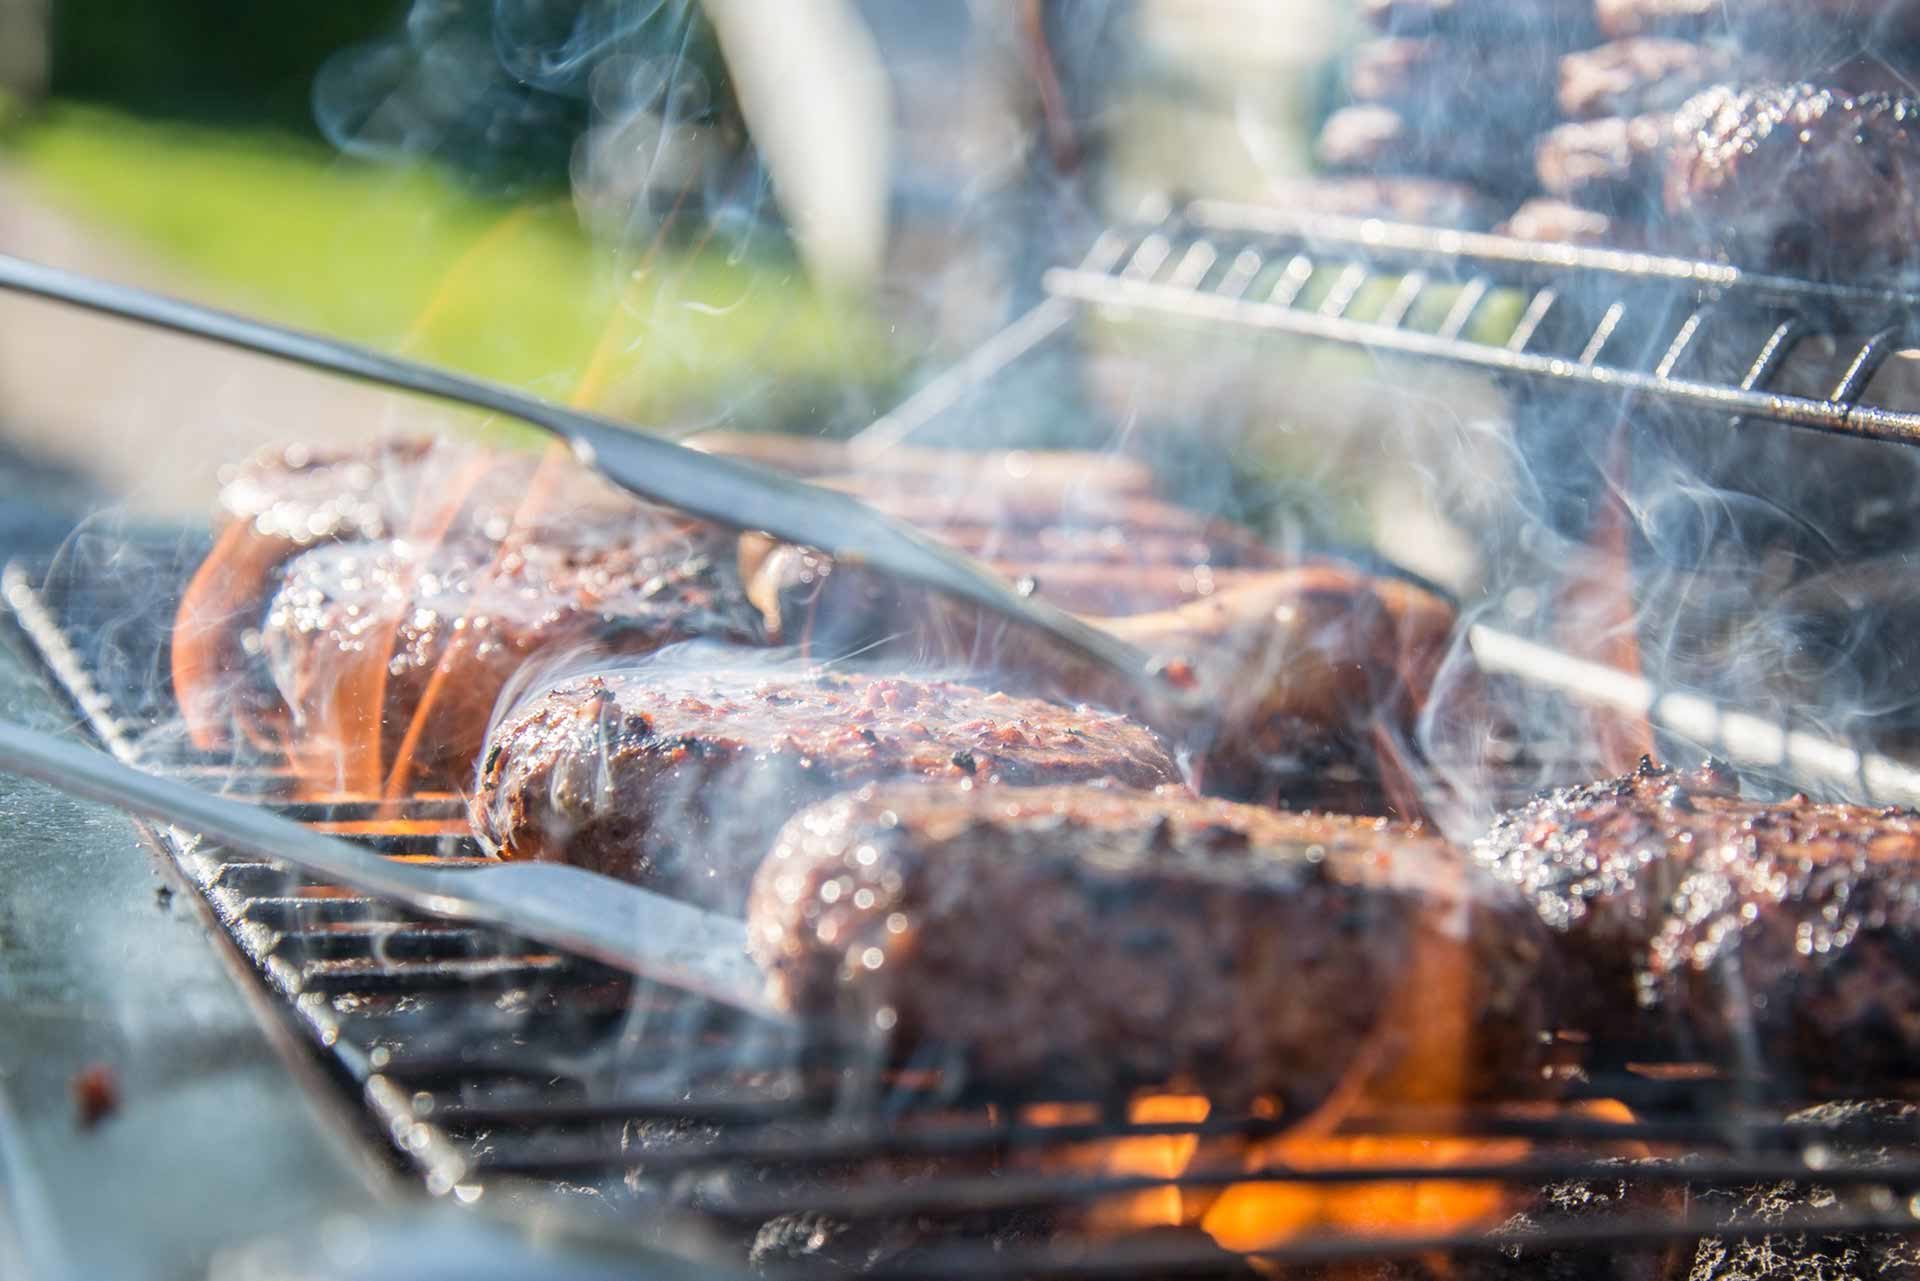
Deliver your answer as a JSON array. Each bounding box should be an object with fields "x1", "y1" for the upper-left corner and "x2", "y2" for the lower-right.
[
  {"x1": 15, "y1": 202, "x2": 1920, "y2": 1273},
  {"x1": 13, "y1": 548, "x2": 1920, "y2": 1277}
]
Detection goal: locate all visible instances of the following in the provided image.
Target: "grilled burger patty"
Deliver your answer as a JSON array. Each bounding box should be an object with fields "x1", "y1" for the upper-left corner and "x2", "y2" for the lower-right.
[
  {"x1": 748, "y1": 782, "x2": 1554, "y2": 1105},
  {"x1": 263, "y1": 534, "x2": 762, "y2": 791},
  {"x1": 1558, "y1": 36, "x2": 1758, "y2": 121},
  {"x1": 473, "y1": 664, "x2": 1182, "y2": 910},
  {"x1": 1596, "y1": 0, "x2": 1920, "y2": 42},
  {"x1": 1665, "y1": 84, "x2": 1920, "y2": 280},
  {"x1": 172, "y1": 438, "x2": 686, "y2": 751},
  {"x1": 1475, "y1": 758, "x2": 1920, "y2": 1082}
]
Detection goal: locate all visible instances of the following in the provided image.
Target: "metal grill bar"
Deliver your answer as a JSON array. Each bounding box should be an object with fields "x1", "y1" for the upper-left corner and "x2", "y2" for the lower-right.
[
  {"x1": 1045, "y1": 204, "x2": 1920, "y2": 449},
  {"x1": 1047, "y1": 265, "x2": 1920, "y2": 447}
]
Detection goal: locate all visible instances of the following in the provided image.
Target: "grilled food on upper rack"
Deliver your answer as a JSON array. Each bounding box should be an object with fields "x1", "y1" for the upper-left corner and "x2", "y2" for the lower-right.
[
  {"x1": 1530, "y1": 82, "x2": 1920, "y2": 277},
  {"x1": 1475, "y1": 757, "x2": 1920, "y2": 1087},
  {"x1": 1263, "y1": 175, "x2": 1508, "y2": 230},
  {"x1": 1595, "y1": 0, "x2": 1920, "y2": 43},
  {"x1": 1557, "y1": 35, "x2": 1760, "y2": 121},
  {"x1": 472, "y1": 660, "x2": 1183, "y2": 911},
  {"x1": 1665, "y1": 84, "x2": 1920, "y2": 280},
  {"x1": 747, "y1": 781, "x2": 1556, "y2": 1107}
]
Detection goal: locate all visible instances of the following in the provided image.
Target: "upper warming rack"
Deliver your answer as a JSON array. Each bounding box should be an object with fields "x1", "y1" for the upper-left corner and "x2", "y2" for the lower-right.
[{"x1": 1044, "y1": 198, "x2": 1920, "y2": 449}]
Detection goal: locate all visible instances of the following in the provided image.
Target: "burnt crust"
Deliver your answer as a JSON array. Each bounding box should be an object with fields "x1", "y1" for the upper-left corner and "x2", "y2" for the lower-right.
[
  {"x1": 1665, "y1": 84, "x2": 1920, "y2": 280},
  {"x1": 1476, "y1": 758, "x2": 1920, "y2": 1084},
  {"x1": 474, "y1": 666, "x2": 1183, "y2": 910}
]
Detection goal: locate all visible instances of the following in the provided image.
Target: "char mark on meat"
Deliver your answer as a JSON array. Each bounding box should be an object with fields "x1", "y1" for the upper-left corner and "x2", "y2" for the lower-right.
[
  {"x1": 1476, "y1": 758, "x2": 1920, "y2": 1087},
  {"x1": 1558, "y1": 37, "x2": 1760, "y2": 121},
  {"x1": 473, "y1": 663, "x2": 1182, "y2": 910}
]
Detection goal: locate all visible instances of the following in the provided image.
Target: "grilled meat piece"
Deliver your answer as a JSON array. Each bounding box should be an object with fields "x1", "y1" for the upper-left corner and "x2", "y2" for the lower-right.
[
  {"x1": 264, "y1": 532, "x2": 761, "y2": 793},
  {"x1": 1348, "y1": 38, "x2": 1558, "y2": 140},
  {"x1": 1499, "y1": 197, "x2": 1643, "y2": 248},
  {"x1": 1476, "y1": 758, "x2": 1920, "y2": 1084},
  {"x1": 748, "y1": 783, "x2": 1554, "y2": 1106},
  {"x1": 742, "y1": 548, "x2": 1456, "y2": 807},
  {"x1": 1318, "y1": 105, "x2": 1540, "y2": 194},
  {"x1": 1266, "y1": 176, "x2": 1506, "y2": 230},
  {"x1": 1534, "y1": 113, "x2": 1672, "y2": 211},
  {"x1": 1596, "y1": 0, "x2": 1920, "y2": 44},
  {"x1": 1559, "y1": 37, "x2": 1759, "y2": 121},
  {"x1": 473, "y1": 663, "x2": 1182, "y2": 910},
  {"x1": 171, "y1": 438, "x2": 675, "y2": 751},
  {"x1": 1362, "y1": 0, "x2": 1598, "y2": 44},
  {"x1": 1665, "y1": 84, "x2": 1920, "y2": 280}
]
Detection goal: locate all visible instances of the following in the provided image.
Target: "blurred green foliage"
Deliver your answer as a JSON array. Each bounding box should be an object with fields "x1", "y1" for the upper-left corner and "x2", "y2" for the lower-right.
[
  {"x1": 50, "y1": 0, "x2": 404, "y2": 135},
  {"x1": 8, "y1": 105, "x2": 898, "y2": 430}
]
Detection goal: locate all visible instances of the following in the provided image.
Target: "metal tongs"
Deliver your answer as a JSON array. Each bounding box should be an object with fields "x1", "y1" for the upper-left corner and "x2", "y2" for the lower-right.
[
  {"x1": 0, "y1": 254, "x2": 1202, "y2": 731},
  {"x1": 0, "y1": 720, "x2": 785, "y2": 1020}
]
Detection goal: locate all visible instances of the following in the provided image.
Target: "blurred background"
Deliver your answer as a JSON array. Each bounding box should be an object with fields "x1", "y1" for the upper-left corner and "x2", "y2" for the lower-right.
[{"x1": 0, "y1": 0, "x2": 1354, "y2": 532}]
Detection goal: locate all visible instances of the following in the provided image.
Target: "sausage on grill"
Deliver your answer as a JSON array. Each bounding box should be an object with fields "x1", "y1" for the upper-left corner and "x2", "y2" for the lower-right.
[
  {"x1": 1534, "y1": 112, "x2": 1672, "y2": 211},
  {"x1": 1361, "y1": 0, "x2": 1598, "y2": 44},
  {"x1": 748, "y1": 782, "x2": 1556, "y2": 1106},
  {"x1": 1318, "y1": 104, "x2": 1541, "y2": 195},
  {"x1": 1665, "y1": 84, "x2": 1920, "y2": 280},
  {"x1": 742, "y1": 547, "x2": 1456, "y2": 806},
  {"x1": 1499, "y1": 197, "x2": 1642, "y2": 248},
  {"x1": 1475, "y1": 757, "x2": 1920, "y2": 1085},
  {"x1": 1265, "y1": 176, "x2": 1507, "y2": 230},
  {"x1": 1558, "y1": 37, "x2": 1758, "y2": 121},
  {"x1": 473, "y1": 663, "x2": 1183, "y2": 910},
  {"x1": 1595, "y1": 0, "x2": 1920, "y2": 44}
]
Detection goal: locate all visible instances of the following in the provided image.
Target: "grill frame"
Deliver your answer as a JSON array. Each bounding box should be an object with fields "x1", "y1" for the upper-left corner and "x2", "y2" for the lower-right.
[
  {"x1": 1047, "y1": 200, "x2": 1920, "y2": 448},
  {"x1": 14, "y1": 202, "x2": 1920, "y2": 1275}
]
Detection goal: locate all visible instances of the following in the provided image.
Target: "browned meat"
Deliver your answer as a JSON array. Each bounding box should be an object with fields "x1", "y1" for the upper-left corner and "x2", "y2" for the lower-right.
[
  {"x1": 1318, "y1": 105, "x2": 1540, "y2": 194},
  {"x1": 1665, "y1": 84, "x2": 1920, "y2": 280},
  {"x1": 171, "y1": 438, "x2": 673, "y2": 751},
  {"x1": 1559, "y1": 37, "x2": 1758, "y2": 120},
  {"x1": 748, "y1": 783, "x2": 1555, "y2": 1106},
  {"x1": 1348, "y1": 37, "x2": 1558, "y2": 138},
  {"x1": 1361, "y1": 0, "x2": 1598, "y2": 43},
  {"x1": 1499, "y1": 197, "x2": 1643, "y2": 248},
  {"x1": 1534, "y1": 113, "x2": 1672, "y2": 209},
  {"x1": 473, "y1": 663, "x2": 1182, "y2": 909},
  {"x1": 263, "y1": 533, "x2": 761, "y2": 793},
  {"x1": 741, "y1": 543, "x2": 1456, "y2": 806},
  {"x1": 1266, "y1": 176, "x2": 1506, "y2": 230},
  {"x1": 1596, "y1": 0, "x2": 1920, "y2": 44},
  {"x1": 1475, "y1": 758, "x2": 1920, "y2": 1085}
]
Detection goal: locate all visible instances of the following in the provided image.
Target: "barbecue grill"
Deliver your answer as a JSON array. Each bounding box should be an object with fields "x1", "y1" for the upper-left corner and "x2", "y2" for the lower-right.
[{"x1": 11, "y1": 201, "x2": 1920, "y2": 1278}]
